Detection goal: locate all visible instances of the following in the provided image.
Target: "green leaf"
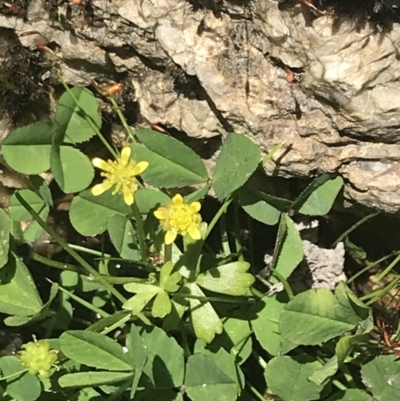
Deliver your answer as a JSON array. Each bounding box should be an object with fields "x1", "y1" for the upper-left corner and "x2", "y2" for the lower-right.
[
  {"x1": 58, "y1": 371, "x2": 133, "y2": 388},
  {"x1": 0, "y1": 356, "x2": 41, "y2": 401},
  {"x1": 238, "y1": 187, "x2": 284, "y2": 226},
  {"x1": 30, "y1": 176, "x2": 53, "y2": 207},
  {"x1": 194, "y1": 339, "x2": 244, "y2": 394},
  {"x1": 4, "y1": 283, "x2": 58, "y2": 327},
  {"x1": 135, "y1": 189, "x2": 171, "y2": 213},
  {"x1": 107, "y1": 215, "x2": 139, "y2": 260},
  {"x1": 152, "y1": 290, "x2": 172, "y2": 318},
  {"x1": 9, "y1": 189, "x2": 49, "y2": 242},
  {"x1": 280, "y1": 289, "x2": 361, "y2": 346},
  {"x1": 250, "y1": 294, "x2": 297, "y2": 356},
  {"x1": 59, "y1": 331, "x2": 132, "y2": 371},
  {"x1": 132, "y1": 129, "x2": 208, "y2": 187},
  {"x1": 201, "y1": 313, "x2": 252, "y2": 367},
  {"x1": 325, "y1": 389, "x2": 372, "y2": 401},
  {"x1": 265, "y1": 356, "x2": 324, "y2": 401},
  {"x1": 361, "y1": 355, "x2": 400, "y2": 401},
  {"x1": 185, "y1": 282, "x2": 223, "y2": 343},
  {"x1": 69, "y1": 189, "x2": 131, "y2": 236},
  {"x1": 141, "y1": 325, "x2": 184, "y2": 388},
  {"x1": 271, "y1": 214, "x2": 303, "y2": 282},
  {"x1": 51, "y1": 146, "x2": 94, "y2": 193},
  {"x1": 126, "y1": 324, "x2": 148, "y2": 398},
  {"x1": 212, "y1": 132, "x2": 260, "y2": 201},
  {"x1": 196, "y1": 261, "x2": 254, "y2": 296},
  {"x1": 185, "y1": 353, "x2": 237, "y2": 401},
  {"x1": 2, "y1": 122, "x2": 52, "y2": 174},
  {"x1": 9, "y1": 189, "x2": 48, "y2": 222},
  {"x1": 123, "y1": 285, "x2": 160, "y2": 315},
  {"x1": 293, "y1": 174, "x2": 344, "y2": 216},
  {"x1": 160, "y1": 261, "x2": 181, "y2": 293},
  {"x1": 0, "y1": 209, "x2": 10, "y2": 268},
  {"x1": 55, "y1": 87, "x2": 101, "y2": 144},
  {"x1": 0, "y1": 253, "x2": 43, "y2": 317},
  {"x1": 185, "y1": 185, "x2": 210, "y2": 202}
]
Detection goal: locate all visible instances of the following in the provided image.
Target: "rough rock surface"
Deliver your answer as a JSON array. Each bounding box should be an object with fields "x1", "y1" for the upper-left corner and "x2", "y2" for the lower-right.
[
  {"x1": 1, "y1": 0, "x2": 400, "y2": 212},
  {"x1": 263, "y1": 220, "x2": 346, "y2": 293}
]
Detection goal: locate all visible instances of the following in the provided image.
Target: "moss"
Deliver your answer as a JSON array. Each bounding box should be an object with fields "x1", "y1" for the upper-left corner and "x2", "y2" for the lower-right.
[{"x1": 0, "y1": 43, "x2": 51, "y2": 124}]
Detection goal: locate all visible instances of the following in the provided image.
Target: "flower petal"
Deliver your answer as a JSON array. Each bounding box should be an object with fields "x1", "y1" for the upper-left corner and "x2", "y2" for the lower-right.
[
  {"x1": 92, "y1": 181, "x2": 113, "y2": 196},
  {"x1": 190, "y1": 201, "x2": 201, "y2": 213},
  {"x1": 165, "y1": 230, "x2": 177, "y2": 245},
  {"x1": 172, "y1": 194, "x2": 184, "y2": 205},
  {"x1": 123, "y1": 188, "x2": 134, "y2": 206},
  {"x1": 132, "y1": 161, "x2": 149, "y2": 175},
  {"x1": 92, "y1": 158, "x2": 112, "y2": 172},
  {"x1": 154, "y1": 208, "x2": 166, "y2": 220},
  {"x1": 120, "y1": 146, "x2": 131, "y2": 165},
  {"x1": 188, "y1": 226, "x2": 202, "y2": 241}
]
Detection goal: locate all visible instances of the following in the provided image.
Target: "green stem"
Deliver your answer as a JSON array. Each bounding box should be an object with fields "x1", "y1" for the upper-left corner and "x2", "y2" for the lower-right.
[
  {"x1": 100, "y1": 313, "x2": 132, "y2": 336},
  {"x1": 247, "y1": 215, "x2": 255, "y2": 274},
  {"x1": 261, "y1": 139, "x2": 287, "y2": 164},
  {"x1": 32, "y1": 252, "x2": 151, "y2": 285},
  {"x1": 246, "y1": 382, "x2": 268, "y2": 401},
  {"x1": 205, "y1": 197, "x2": 233, "y2": 240},
  {"x1": 220, "y1": 210, "x2": 230, "y2": 257},
  {"x1": 16, "y1": 192, "x2": 126, "y2": 304},
  {"x1": 164, "y1": 243, "x2": 172, "y2": 263},
  {"x1": 234, "y1": 198, "x2": 244, "y2": 261},
  {"x1": 109, "y1": 96, "x2": 136, "y2": 143},
  {"x1": 131, "y1": 203, "x2": 148, "y2": 261},
  {"x1": 106, "y1": 378, "x2": 134, "y2": 401},
  {"x1": 56, "y1": 71, "x2": 117, "y2": 158},
  {"x1": 56, "y1": 284, "x2": 110, "y2": 318},
  {"x1": 331, "y1": 210, "x2": 380, "y2": 247},
  {"x1": 346, "y1": 251, "x2": 400, "y2": 284},
  {"x1": 0, "y1": 369, "x2": 28, "y2": 382},
  {"x1": 269, "y1": 269, "x2": 295, "y2": 300}
]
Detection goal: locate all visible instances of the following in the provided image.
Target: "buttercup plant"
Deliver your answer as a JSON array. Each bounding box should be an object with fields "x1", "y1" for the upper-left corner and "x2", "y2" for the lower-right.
[
  {"x1": 91, "y1": 146, "x2": 149, "y2": 205},
  {"x1": 154, "y1": 193, "x2": 203, "y2": 245},
  {"x1": 19, "y1": 339, "x2": 58, "y2": 380},
  {"x1": 0, "y1": 80, "x2": 392, "y2": 401}
]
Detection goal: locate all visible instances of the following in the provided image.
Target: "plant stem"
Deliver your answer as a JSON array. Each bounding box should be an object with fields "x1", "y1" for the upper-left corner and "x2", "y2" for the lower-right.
[
  {"x1": 109, "y1": 96, "x2": 136, "y2": 143},
  {"x1": 16, "y1": 192, "x2": 126, "y2": 304},
  {"x1": 164, "y1": 243, "x2": 172, "y2": 263},
  {"x1": 0, "y1": 369, "x2": 28, "y2": 382},
  {"x1": 100, "y1": 313, "x2": 132, "y2": 336},
  {"x1": 246, "y1": 382, "x2": 268, "y2": 401},
  {"x1": 57, "y1": 72, "x2": 117, "y2": 158},
  {"x1": 261, "y1": 139, "x2": 287, "y2": 164},
  {"x1": 131, "y1": 203, "x2": 148, "y2": 261},
  {"x1": 234, "y1": 198, "x2": 244, "y2": 261},
  {"x1": 205, "y1": 197, "x2": 233, "y2": 240},
  {"x1": 220, "y1": 210, "x2": 231, "y2": 257},
  {"x1": 331, "y1": 210, "x2": 380, "y2": 247},
  {"x1": 56, "y1": 284, "x2": 110, "y2": 318}
]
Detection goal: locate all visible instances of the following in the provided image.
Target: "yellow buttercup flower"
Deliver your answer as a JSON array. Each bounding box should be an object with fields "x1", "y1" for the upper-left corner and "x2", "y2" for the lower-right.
[
  {"x1": 91, "y1": 146, "x2": 148, "y2": 206},
  {"x1": 154, "y1": 194, "x2": 202, "y2": 245},
  {"x1": 19, "y1": 339, "x2": 58, "y2": 380}
]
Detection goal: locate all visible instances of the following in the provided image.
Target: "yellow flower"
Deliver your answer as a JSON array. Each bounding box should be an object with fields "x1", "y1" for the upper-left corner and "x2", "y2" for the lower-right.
[
  {"x1": 154, "y1": 194, "x2": 202, "y2": 245},
  {"x1": 19, "y1": 339, "x2": 58, "y2": 380},
  {"x1": 91, "y1": 146, "x2": 148, "y2": 206}
]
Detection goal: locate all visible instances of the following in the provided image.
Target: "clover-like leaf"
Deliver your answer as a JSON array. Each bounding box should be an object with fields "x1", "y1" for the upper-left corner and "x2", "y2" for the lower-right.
[
  {"x1": 152, "y1": 290, "x2": 172, "y2": 318},
  {"x1": 160, "y1": 261, "x2": 181, "y2": 293},
  {"x1": 196, "y1": 261, "x2": 255, "y2": 296},
  {"x1": 185, "y1": 282, "x2": 223, "y2": 343},
  {"x1": 122, "y1": 285, "x2": 160, "y2": 315}
]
